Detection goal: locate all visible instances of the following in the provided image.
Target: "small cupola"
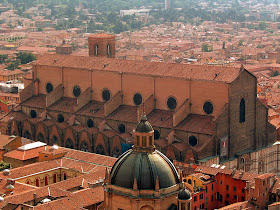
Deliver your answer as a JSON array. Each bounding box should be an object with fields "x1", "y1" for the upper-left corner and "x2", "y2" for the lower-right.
[{"x1": 133, "y1": 113, "x2": 154, "y2": 151}]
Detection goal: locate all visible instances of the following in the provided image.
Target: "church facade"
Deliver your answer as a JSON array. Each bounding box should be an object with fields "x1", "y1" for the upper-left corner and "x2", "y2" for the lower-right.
[{"x1": 0, "y1": 33, "x2": 275, "y2": 167}]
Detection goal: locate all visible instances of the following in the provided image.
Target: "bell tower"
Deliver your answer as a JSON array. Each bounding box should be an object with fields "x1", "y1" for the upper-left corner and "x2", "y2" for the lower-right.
[{"x1": 88, "y1": 33, "x2": 116, "y2": 58}]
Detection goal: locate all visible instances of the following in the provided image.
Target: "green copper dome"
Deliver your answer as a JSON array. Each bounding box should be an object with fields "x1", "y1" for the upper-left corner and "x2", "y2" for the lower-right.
[{"x1": 110, "y1": 149, "x2": 180, "y2": 190}]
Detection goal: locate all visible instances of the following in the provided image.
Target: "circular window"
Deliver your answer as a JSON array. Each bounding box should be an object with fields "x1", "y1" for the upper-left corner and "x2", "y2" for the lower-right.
[
  {"x1": 87, "y1": 119, "x2": 94, "y2": 128},
  {"x1": 118, "y1": 124, "x2": 126, "y2": 133},
  {"x1": 189, "y1": 135, "x2": 198, "y2": 146},
  {"x1": 203, "y1": 101, "x2": 214, "y2": 115},
  {"x1": 57, "y1": 114, "x2": 64, "y2": 123},
  {"x1": 46, "y1": 82, "x2": 53, "y2": 93},
  {"x1": 133, "y1": 93, "x2": 142, "y2": 105},
  {"x1": 73, "y1": 86, "x2": 81, "y2": 97},
  {"x1": 102, "y1": 89, "x2": 111, "y2": 102},
  {"x1": 30, "y1": 110, "x2": 37, "y2": 118},
  {"x1": 167, "y1": 96, "x2": 177, "y2": 110},
  {"x1": 154, "y1": 130, "x2": 160, "y2": 140}
]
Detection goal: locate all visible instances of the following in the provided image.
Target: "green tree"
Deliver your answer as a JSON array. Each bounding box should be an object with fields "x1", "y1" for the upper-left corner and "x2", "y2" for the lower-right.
[
  {"x1": 272, "y1": 70, "x2": 280, "y2": 77},
  {"x1": 258, "y1": 21, "x2": 268, "y2": 30},
  {"x1": 6, "y1": 60, "x2": 20, "y2": 70},
  {"x1": 38, "y1": 27, "x2": 43, "y2": 32},
  {"x1": 222, "y1": 41, "x2": 225, "y2": 49},
  {"x1": 0, "y1": 54, "x2": 8, "y2": 64},
  {"x1": 16, "y1": 52, "x2": 37, "y2": 64},
  {"x1": 201, "y1": 43, "x2": 213, "y2": 52}
]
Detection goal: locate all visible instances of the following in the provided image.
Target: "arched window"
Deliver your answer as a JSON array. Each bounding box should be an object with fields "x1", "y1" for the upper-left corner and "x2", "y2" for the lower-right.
[
  {"x1": 112, "y1": 147, "x2": 121, "y2": 158},
  {"x1": 45, "y1": 176, "x2": 48, "y2": 186},
  {"x1": 64, "y1": 173, "x2": 67, "y2": 180},
  {"x1": 107, "y1": 44, "x2": 111, "y2": 55},
  {"x1": 80, "y1": 141, "x2": 89, "y2": 152},
  {"x1": 24, "y1": 130, "x2": 31, "y2": 139},
  {"x1": 87, "y1": 119, "x2": 94, "y2": 128},
  {"x1": 52, "y1": 135, "x2": 58, "y2": 145},
  {"x1": 35, "y1": 178, "x2": 39, "y2": 187},
  {"x1": 65, "y1": 138, "x2": 74, "y2": 149},
  {"x1": 94, "y1": 44, "x2": 98, "y2": 56},
  {"x1": 53, "y1": 174, "x2": 57, "y2": 183},
  {"x1": 26, "y1": 180, "x2": 30, "y2": 185},
  {"x1": 37, "y1": 133, "x2": 45, "y2": 142},
  {"x1": 96, "y1": 144, "x2": 106, "y2": 155},
  {"x1": 240, "y1": 98, "x2": 245, "y2": 123},
  {"x1": 188, "y1": 179, "x2": 192, "y2": 185}
]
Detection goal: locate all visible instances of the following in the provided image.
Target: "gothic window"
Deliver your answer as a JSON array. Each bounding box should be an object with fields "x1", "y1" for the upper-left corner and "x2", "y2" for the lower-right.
[
  {"x1": 80, "y1": 141, "x2": 89, "y2": 152},
  {"x1": 52, "y1": 135, "x2": 58, "y2": 145},
  {"x1": 94, "y1": 44, "x2": 98, "y2": 56},
  {"x1": 112, "y1": 147, "x2": 121, "y2": 158},
  {"x1": 189, "y1": 135, "x2": 198, "y2": 146},
  {"x1": 102, "y1": 89, "x2": 111, "y2": 101},
  {"x1": 118, "y1": 124, "x2": 126, "y2": 133},
  {"x1": 57, "y1": 114, "x2": 64, "y2": 123},
  {"x1": 203, "y1": 101, "x2": 214, "y2": 115},
  {"x1": 37, "y1": 133, "x2": 45, "y2": 142},
  {"x1": 87, "y1": 119, "x2": 94, "y2": 128},
  {"x1": 240, "y1": 98, "x2": 245, "y2": 123},
  {"x1": 133, "y1": 93, "x2": 142, "y2": 105},
  {"x1": 167, "y1": 96, "x2": 177, "y2": 110},
  {"x1": 30, "y1": 110, "x2": 37, "y2": 118},
  {"x1": 35, "y1": 178, "x2": 39, "y2": 187},
  {"x1": 53, "y1": 174, "x2": 57, "y2": 183},
  {"x1": 154, "y1": 130, "x2": 160, "y2": 140},
  {"x1": 96, "y1": 144, "x2": 106, "y2": 155},
  {"x1": 24, "y1": 130, "x2": 31, "y2": 139},
  {"x1": 73, "y1": 86, "x2": 81, "y2": 97},
  {"x1": 46, "y1": 82, "x2": 53, "y2": 93},
  {"x1": 45, "y1": 176, "x2": 48, "y2": 186},
  {"x1": 65, "y1": 138, "x2": 74, "y2": 149},
  {"x1": 107, "y1": 44, "x2": 111, "y2": 55}
]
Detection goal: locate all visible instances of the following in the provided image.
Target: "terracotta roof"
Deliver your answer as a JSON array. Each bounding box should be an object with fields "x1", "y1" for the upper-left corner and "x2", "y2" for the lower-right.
[
  {"x1": 176, "y1": 114, "x2": 214, "y2": 135},
  {"x1": 48, "y1": 97, "x2": 77, "y2": 113},
  {"x1": 76, "y1": 100, "x2": 105, "y2": 118},
  {"x1": 0, "y1": 134, "x2": 17, "y2": 149},
  {"x1": 4, "y1": 145, "x2": 50, "y2": 161},
  {"x1": 0, "y1": 178, "x2": 37, "y2": 197},
  {"x1": 107, "y1": 105, "x2": 138, "y2": 123},
  {"x1": 21, "y1": 94, "x2": 46, "y2": 109},
  {"x1": 147, "y1": 109, "x2": 173, "y2": 128},
  {"x1": 0, "y1": 160, "x2": 61, "y2": 180},
  {"x1": 88, "y1": 33, "x2": 116, "y2": 39},
  {"x1": 35, "y1": 54, "x2": 242, "y2": 84},
  {"x1": 63, "y1": 149, "x2": 117, "y2": 168}
]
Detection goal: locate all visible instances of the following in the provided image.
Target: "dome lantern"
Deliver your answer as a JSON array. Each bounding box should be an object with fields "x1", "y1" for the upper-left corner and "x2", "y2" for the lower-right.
[{"x1": 133, "y1": 113, "x2": 155, "y2": 151}]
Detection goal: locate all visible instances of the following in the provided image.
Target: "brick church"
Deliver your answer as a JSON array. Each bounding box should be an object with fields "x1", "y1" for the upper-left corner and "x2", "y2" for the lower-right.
[{"x1": 0, "y1": 33, "x2": 275, "y2": 167}]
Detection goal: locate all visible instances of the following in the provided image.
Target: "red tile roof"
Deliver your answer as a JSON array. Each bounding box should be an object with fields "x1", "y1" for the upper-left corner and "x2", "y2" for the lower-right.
[
  {"x1": 4, "y1": 145, "x2": 50, "y2": 161},
  {"x1": 35, "y1": 54, "x2": 242, "y2": 84}
]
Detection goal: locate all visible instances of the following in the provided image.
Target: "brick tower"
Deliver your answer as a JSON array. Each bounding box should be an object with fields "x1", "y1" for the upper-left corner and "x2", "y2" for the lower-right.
[{"x1": 88, "y1": 33, "x2": 116, "y2": 58}]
